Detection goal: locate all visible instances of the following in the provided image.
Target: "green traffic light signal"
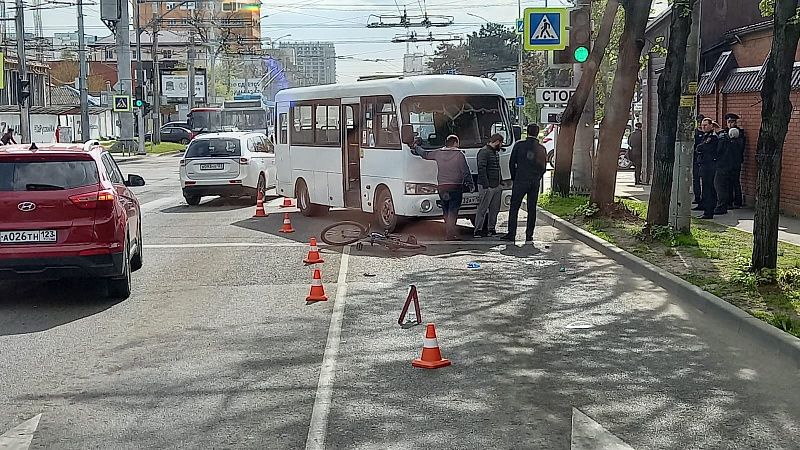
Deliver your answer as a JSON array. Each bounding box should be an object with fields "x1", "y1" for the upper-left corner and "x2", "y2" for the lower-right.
[
  {"x1": 134, "y1": 99, "x2": 144, "y2": 108},
  {"x1": 574, "y1": 46, "x2": 590, "y2": 63}
]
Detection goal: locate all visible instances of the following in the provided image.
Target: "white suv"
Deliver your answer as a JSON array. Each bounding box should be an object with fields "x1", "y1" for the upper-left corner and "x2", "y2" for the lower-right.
[{"x1": 179, "y1": 132, "x2": 276, "y2": 205}]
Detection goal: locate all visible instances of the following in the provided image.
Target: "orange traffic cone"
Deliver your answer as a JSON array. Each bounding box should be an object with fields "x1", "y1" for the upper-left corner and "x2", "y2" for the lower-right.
[
  {"x1": 306, "y1": 268, "x2": 328, "y2": 301},
  {"x1": 280, "y1": 197, "x2": 294, "y2": 208},
  {"x1": 253, "y1": 191, "x2": 267, "y2": 217},
  {"x1": 412, "y1": 323, "x2": 451, "y2": 369},
  {"x1": 303, "y1": 237, "x2": 325, "y2": 265},
  {"x1": 278, "y1": 212, "x2": 295, "y2": 233}
]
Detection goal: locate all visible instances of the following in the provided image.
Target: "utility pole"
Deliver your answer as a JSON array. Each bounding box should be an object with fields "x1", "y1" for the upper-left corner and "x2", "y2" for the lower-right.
[
  {"x1": 134, "y1": 0, "x2": 146, "y2": 154},
  {"x1": 14, "y1": 0, "x2": 30, "y2": 143},
  {"x1": 669, "y1": 1, "x2": 701, "y2": 231},
  {"x1": 151, "y1": 2, "x2": 161, "y2": 144},
  {"x1": 188, "y1": 28, "x2": 195, "y2": 109},
  {"x1": 77, "y1": 0, "x2": 90, "y2": 141},
  {"x1": 116, "y1": 0, "x2": 135, "y2": 152}
]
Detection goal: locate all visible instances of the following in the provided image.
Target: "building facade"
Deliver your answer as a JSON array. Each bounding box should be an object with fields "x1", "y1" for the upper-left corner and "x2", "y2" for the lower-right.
[{"x1": 277, "y1": 42, "x2": 336, "y2": 86}]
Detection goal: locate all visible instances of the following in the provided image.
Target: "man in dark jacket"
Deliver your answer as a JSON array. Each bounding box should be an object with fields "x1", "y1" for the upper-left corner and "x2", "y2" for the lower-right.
[
  {"x1": 693, "y1": 115, "x2": 705, "y2": 204},
  {"x1": 629, "y1": 123, "x2": 644, "y2": 184},
  {"x1": 411, "y1": 134, "x2": 474, "y2": 240},
  {"x1": 724, "y1": 113, "x2": 746, "y2": 208},
  {"x1": 695, "y1": 118, "x2": 719, "y2": 219},
  {"x1": 1, "y1": 128, "x2": 16, "y2": 145},
  {"x1": 501, "y1": 124, "x2": 547, "y2": 243},
  {"x1": 474, "y1": 133, "x2": 504, "y2": 238}
]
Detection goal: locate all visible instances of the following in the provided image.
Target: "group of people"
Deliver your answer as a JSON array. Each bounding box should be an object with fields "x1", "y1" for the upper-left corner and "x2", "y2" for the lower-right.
[
  {"x1": 693, "y1": 113, "x2": 746, "y2": 219},
  {"x1": 410, "y1": 123, "x2": 548, "y2": 242}
]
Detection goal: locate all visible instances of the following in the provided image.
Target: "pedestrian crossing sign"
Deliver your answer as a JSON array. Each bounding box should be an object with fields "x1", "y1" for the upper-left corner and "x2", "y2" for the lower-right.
[
  {"x1": 524, "y1": 8, "x2": 569, "y2": 51},
  {"x1": 112, "y1": 95, "x2": 131, "y2": 112}
]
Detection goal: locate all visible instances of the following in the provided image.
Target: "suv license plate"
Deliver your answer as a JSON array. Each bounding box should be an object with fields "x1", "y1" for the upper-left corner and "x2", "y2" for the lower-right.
[
  {"x1": 0, "y1": 230, "x2": 57, "y2": 244},
  {"x1": 200, "y1": 163, "x2": 224, "y2": 170},
  {"x1": 462, "y1": 196, "x2": 480, "y2": 206}
]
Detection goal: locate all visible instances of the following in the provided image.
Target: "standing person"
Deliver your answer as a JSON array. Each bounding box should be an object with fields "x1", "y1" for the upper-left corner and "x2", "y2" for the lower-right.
[
  {"x1": 501, "y1": 123, "x2": 548, "y2": 243},
  {"x1": 695, "y1": 118, "x2": 719, "y2": 219},
  {"x1": 629, "y1": 122, "x2": 644, "y2": 185},
  {"x1": 474, "y1": 133, "x2": 504, "y2": 238},
  {"x1": 1, "y1": 128, "x2": 16, "y2": 145},
  {"x1": 693, "y1": 115, "x2": 705, "y2": 205},
  {"x1": 724, "y1": 113, "x2": 746, "y2": 208},
  {"x1": 411, "y1": 134, "x2": 474, "y2": 241},
  {"x1": 713, "y1": 120, "x2": 736, "y2": 215}
]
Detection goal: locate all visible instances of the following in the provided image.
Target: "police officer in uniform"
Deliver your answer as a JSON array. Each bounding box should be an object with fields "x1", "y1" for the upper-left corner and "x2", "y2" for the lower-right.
[{"x1": 695, "y1": 118, "x2": 719, "y2": 219}]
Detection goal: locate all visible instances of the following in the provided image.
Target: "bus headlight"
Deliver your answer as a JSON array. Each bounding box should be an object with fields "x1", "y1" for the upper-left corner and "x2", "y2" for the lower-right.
[
  {"x1": 420, "y1": 199, "x2": 433, "y2": 212},
  {"x1": 504, "y1": 193, "x2": 512, "y2": 207},
  {"x1": 405, "y1": 182, "x2": 438, "y2": 195}
]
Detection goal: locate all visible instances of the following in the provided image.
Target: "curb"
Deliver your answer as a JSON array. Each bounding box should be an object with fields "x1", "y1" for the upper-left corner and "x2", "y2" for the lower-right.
[
  {"x1": 155, "y1": 150, "x2": 184, "y2": 157},
  {"x1": 536, "y1": 208, "x2": 800, "y2": 368}
]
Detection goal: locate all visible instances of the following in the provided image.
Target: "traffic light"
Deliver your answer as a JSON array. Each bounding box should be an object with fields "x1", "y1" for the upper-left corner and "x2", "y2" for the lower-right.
[
  {"x1": 16, "y1": 77, "x2": 30, "y2": 106},
  {"x1": 551, "y1": 5, "x2": 592, "y2": 65},
  {"x1": 570, "y1": 5, "x2": 591, "y2": 63},
  {"x1": 143, "y1": 101, "x2": 152, "y2": 116},
  {"x1": 134, "y1": 85, "x2": 145, "y2": 108}
]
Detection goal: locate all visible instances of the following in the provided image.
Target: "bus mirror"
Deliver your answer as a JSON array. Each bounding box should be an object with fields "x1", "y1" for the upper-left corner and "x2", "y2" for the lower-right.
[
  {"x1": 401, "y1": 124, "x2": 414, "y2": 146},
  {"x1": 512, "y1": 125, "x2": 522, "y2": 142}
]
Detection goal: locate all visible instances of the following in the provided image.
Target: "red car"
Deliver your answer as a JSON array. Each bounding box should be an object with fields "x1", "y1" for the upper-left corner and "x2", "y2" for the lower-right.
[{"x1": 0, "y1": 142, "x2": 145, "y2": 299}]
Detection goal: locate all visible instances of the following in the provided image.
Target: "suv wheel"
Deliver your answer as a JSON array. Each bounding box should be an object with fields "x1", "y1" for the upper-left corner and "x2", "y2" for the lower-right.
[
  {"x1": 107, "y1": 238, "x2": 132, "y2": 300},
  {"x1": 184, "y1": 194, "x2": 201, "y2": 206},
  {"x1": 130, "y1": 222, "x2": 143, "y2": 272}
]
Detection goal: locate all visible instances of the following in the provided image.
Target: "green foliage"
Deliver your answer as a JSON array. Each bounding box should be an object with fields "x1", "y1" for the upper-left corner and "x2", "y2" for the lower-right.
[
  {"x1": 427, "y1": 23, "x2": 518, "y2": 75},
  {"x1": 575, "y1": 202, "x2": 600, "y2": 217},
  {"x1": 594, "y1": 1, "x2": 625, "y2": 121}
]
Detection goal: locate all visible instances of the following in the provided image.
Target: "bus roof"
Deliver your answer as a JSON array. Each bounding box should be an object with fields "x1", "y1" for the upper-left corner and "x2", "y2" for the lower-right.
[{"x1": 274, "y1": 75, "x2": 505, "y2": 103}]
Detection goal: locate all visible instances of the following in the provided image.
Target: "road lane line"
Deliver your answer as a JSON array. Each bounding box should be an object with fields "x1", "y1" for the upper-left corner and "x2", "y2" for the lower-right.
[
  {"x1": 145, "y1": 242, "x2": 307, "y2": 249},
  {"x1": 0, "y1": 414, "x2": 42, "y2": 450},
  {"x1": 139, "y1": 196, "x2": 180, "y2": 214},
  {"x1": 306, "y1": 245, "x2": 350, "y2": 450}
]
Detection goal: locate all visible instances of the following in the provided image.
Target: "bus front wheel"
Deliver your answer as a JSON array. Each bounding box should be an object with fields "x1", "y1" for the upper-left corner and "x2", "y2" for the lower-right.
[{"x1": 374, "y1": 187, "x2": 399, "y2": 233}]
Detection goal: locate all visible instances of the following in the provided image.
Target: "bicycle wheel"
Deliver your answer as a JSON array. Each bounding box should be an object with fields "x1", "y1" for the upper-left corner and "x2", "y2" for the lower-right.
[{"x1": 320, "y1": 221, "x2": 368, "y2": 246}]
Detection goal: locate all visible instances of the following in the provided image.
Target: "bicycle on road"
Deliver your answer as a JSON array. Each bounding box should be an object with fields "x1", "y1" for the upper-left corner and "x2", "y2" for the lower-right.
[{"x1": 320, "y1": 221, "x2": 427, "y2": 252}]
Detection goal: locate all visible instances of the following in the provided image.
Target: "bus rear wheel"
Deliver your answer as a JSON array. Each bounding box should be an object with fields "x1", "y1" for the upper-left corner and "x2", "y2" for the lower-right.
[
  {"x1": 374, "y1": 187, "x2": 400, "y2": 233},
  {"x1": 296, "y1": 179, "x2": 328, "y2": 217}
]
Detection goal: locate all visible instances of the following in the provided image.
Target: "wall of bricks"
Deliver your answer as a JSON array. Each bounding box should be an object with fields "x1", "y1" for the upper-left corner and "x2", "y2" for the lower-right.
[{"x1": 699, "y1": 91, "x2": 800, "y2": 215}]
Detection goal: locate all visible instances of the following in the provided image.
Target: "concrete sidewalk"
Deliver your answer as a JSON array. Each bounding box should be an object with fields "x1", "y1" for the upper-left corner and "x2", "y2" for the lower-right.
[{"x1": 542, "y1": 169, "x2": 800, "y2": 246}]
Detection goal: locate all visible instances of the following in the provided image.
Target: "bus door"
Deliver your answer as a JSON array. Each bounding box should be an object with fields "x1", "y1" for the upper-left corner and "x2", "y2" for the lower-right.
[
  {"x1": 275, "y1": 102, "x2": 292, "y2": 197},
  {"x1": 342, "y1": 102, "x2": 361, "y2": 209}
]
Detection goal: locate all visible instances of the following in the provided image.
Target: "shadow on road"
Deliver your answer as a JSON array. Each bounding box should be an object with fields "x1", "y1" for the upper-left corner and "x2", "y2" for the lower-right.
[
  {"x1": 160, "y1": 196, "x2": 277, "y2": 214},
  {"x1": 0, "y1": 280, "x2": 124, "y2": 336}
]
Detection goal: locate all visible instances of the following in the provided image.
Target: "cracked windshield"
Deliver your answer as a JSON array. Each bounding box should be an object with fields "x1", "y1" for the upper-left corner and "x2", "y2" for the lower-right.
[{"x1": 1, "y1": 0, "x2": 799, "y2": 448}]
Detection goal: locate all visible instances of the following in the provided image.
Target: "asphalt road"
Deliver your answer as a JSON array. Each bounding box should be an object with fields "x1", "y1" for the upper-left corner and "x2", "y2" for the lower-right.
[{"x1": 0, "y1": 156, "x2": 798, "y2": 449}]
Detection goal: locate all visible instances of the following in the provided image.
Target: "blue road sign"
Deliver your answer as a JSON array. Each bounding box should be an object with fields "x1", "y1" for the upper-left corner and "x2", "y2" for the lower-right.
[
  {"x1": 516, "y1": 19, "x2": 524, "y2": 34},
  {"x1": 515, "y1": 96, "x2": 525, "y2": 107},
  {"x1": 523, "y1": 8, "x2": 568, "y2": 51}
]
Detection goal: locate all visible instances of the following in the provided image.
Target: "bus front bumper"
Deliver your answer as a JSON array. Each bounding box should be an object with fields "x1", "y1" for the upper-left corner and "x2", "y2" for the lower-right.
[{"x1": 402, "y1": 190, "x2": 513, "y2": 217}]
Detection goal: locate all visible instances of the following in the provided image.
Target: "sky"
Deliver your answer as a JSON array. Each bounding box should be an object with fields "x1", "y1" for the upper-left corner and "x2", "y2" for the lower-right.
[{"x1": 24, "y1": 0, "x2": 670, "y2": 83}]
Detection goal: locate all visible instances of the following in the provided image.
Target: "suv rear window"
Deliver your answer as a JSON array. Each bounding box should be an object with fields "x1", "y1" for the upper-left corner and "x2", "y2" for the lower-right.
[
  {"x1": 0, "y1": 160, "x2": 100, "y2": 191},
  {"x1": 185, "y1": 139, "x2": 241, "y2": 158}
]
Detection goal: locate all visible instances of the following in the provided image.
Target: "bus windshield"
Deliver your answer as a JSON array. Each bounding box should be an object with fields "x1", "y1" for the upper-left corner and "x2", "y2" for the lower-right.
[
  {"x1": 223, "y1": 110, "x2": 267, "y2": 132},
  {"x1": 400, "y1": 95, "x2": 512, "y2": 149},
  {"x1": 188, "y1": 110, "x2": 222, "y2": 132}
]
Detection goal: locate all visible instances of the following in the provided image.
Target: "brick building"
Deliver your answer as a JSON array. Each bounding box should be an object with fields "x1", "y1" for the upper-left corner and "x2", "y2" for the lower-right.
[{"x1": 697, "y1": 20, "x2": 800, "y2": 214}]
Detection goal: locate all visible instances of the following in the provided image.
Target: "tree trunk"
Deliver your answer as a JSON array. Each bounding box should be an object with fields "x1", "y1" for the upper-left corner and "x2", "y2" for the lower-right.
[
  {"x1": 752, "y1": 0, "x2": 800, "y2": 270},
  {"x1": 553, "y1": 0, "x2": 620, "y2": 196},
  {"x1": 590, "y1": 0, "x2": 653, "y2": 209},
  {"x1": 645, "y1": 0, "x2": 698, "y2": 228}
]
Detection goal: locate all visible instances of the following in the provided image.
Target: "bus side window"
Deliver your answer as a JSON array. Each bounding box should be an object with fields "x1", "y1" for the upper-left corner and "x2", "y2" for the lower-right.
[
  {"x1": 362, "y1": 100, "x2": 375, "y2": 148},
  {"x1": 278, "y1": 113, "x2": 288, "y2": 144},
  {"x1": 375, "y1": 97, "x2": 400, "y2": 149}
]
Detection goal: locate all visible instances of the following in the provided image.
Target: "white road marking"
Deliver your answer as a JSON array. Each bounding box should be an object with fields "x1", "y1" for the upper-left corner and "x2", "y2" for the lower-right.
[
  {"x1": 139, "y1": 196, "x2": 180, "y2": 214},
  {"x1": 306, "y1": 245, "x2": 351, "y2": 450},
  {"x1": 571, "y1": 408, "x2": 634, "y2": 450},
  {"x1": 0, "y1": 414, "x2": 42, "y2": 450},
  {"x1": 144, "y1": 242, "x2": 307, "y2": 249}
]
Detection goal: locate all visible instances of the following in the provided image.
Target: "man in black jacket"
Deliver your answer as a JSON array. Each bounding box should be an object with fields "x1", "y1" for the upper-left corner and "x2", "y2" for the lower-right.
[
  {"x1": 501, "y1": 124, "x2": 547, "y2": 243},
  {"x1": 695, "y1": 118, "x2": 719, "y2": 219},
  {"x1": 474, "y1": 133, "x2": 504, "y2": 238},
  {"x1": 724, "y1": 113, "x2": 746, "y2": 208}
]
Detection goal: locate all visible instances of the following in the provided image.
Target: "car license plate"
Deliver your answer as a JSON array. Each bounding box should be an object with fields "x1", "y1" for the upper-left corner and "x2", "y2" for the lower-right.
[
  {"x1": 200, "y1": 163, "x2": 224, "y2": 170},
  {"x1": 0, "y1": 230, "x2": 57, "y2": 244},
  {"x1": 462, "y1": 196, "x2": 480, "y2": 206}
]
